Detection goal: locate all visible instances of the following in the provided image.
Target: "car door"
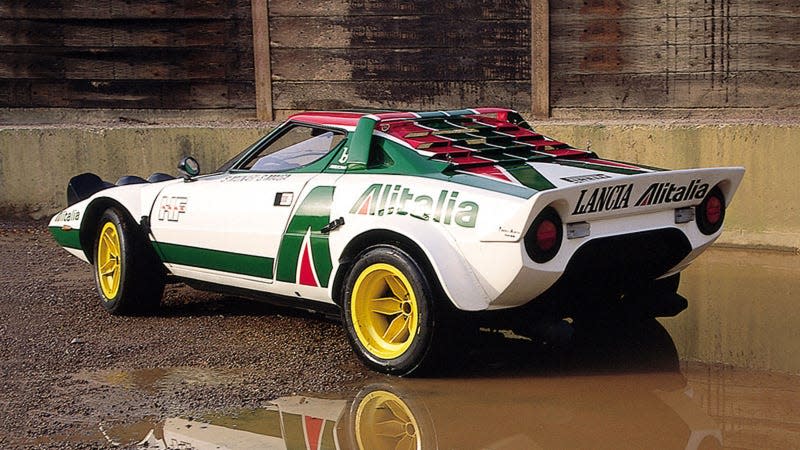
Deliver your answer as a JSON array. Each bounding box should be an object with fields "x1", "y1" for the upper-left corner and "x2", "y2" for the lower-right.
[{"x1": 148, "y1": 123, "x2": 347, "y2": 291}]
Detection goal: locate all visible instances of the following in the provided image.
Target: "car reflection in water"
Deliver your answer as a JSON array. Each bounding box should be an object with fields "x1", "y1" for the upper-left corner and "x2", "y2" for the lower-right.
[{"x1": 134, "y1": 319, "x2": 722, "y2": 450}]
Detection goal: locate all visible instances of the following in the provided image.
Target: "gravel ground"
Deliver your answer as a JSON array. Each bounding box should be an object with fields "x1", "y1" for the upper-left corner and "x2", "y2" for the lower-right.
[
  {"x1": 0, "y1": 219, "x2": 373, "y2": 448},
  {"x1": 0, "y1": 218, "x2": 711, "y2": 448}
]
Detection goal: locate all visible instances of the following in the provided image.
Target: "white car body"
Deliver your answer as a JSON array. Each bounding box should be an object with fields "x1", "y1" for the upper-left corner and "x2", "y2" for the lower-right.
[{"x1": 50, "y1": 108, "x2": 744, "y2": 313}]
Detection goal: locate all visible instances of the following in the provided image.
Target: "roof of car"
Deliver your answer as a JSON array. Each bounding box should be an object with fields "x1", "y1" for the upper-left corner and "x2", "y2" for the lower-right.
[{"x1": 288, "y1": 108, "x2": 592, "y2": 165}]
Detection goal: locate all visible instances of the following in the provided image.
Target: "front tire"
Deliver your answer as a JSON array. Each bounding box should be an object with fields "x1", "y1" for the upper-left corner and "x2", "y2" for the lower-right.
[
  {"x1": 93, "y1": 208, "x2": 165, "y2": 315},
  {"x1": 342, "y1": 246, "x2": 440, "y2": 376}
]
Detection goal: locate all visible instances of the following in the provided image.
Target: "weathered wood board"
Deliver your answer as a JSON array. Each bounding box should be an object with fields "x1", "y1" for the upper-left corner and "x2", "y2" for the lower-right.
[
  {"x1": 550, "y1": 0, "x2": 800, "y2": 116},
  {"x1": 265, "y1": 0, "x2": 532, "y2": 115},
  {"x1": 1, "y1": 1, "x2": 255, "y2": 110}
]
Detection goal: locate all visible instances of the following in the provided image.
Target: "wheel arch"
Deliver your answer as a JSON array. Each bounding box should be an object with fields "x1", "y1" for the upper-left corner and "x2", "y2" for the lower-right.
[
  {"x1": 331, "y1": 228, "x2": 492, "y2": 311},
  {"x1": 332, "y1": 229, "x2": 435, "y2": 306},
  {"x1": 78, "y1": 197, "x2": 138, "y2": 263}
]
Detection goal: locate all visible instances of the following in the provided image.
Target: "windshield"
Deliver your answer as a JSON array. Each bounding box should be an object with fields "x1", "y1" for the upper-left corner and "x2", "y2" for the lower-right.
[
  {"x1": 249, "y1": 132, "x2": 336, "y2": 171},
  {"x1": 234, "y1": 125, "x2": 346, "y2": 172}
]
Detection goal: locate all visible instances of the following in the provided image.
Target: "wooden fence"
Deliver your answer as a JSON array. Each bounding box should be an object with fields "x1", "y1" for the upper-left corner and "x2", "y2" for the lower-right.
[
  {"x1": 1, "y1": 0, "x2": 799, "y2": 119},
  {"x1": 0, "y1": 0, "x2": 255, "y2": 110}
]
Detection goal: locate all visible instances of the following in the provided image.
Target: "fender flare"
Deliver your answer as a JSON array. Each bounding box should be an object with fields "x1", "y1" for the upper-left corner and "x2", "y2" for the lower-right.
[{"x1": 332, "y1": 226, "x2": 492, "y2": 312}]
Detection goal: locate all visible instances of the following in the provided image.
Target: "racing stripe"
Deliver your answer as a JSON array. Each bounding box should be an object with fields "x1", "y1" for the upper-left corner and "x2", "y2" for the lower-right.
[
  {"x1": 275, "y1": 186, "x2": 335, "y2": 287},
  {"x1": 155, "y1": 242, "x2": 274, "y2": 279},
  {"x1": 504, "y1": 163, "x2": 556, "y2": 191},
  {"x1": 49, "y1": 227, "x2": 82, "y2": 250},
  {"x1": 556, "y1": 159, "x2": 647, "y2": 175}
]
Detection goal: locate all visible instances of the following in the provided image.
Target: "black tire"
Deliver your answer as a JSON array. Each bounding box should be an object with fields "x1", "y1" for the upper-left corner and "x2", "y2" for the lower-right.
[
  {"x1": 342, "y1": 245, "x2": 442, "y2": 376},
  {"x1": 92, "y1": 208, "x2": 165, "y2": 315}
]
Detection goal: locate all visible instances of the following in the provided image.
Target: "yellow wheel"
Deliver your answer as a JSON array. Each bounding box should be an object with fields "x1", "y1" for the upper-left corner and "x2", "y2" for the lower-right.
[
  {"x1": 343, "y1": 245, "x2": 441, "y2": 376},
  {"x1": 92, "y1": 208, "x2": 165, "y2": 315},
  {"x1": 351, "y1": 263, "x2": 419, "y2": 360},
  {"x1": 96, "y1": 222, "x2": 122, "y2": 299},
  {"x1": 355, "y1": 390, "x2": 421, "y2": 450}
]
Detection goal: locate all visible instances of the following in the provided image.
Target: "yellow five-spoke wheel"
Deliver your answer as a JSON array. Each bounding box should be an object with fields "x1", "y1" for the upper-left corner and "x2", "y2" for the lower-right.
[
  {"x1": 343, "y1": 246, "x2": 440, "y2": 376},
  {"x1": 92, "y1": 208, "x2": 165, "y2": 315},
  {"x1": 351, "y1": 263, "x2": 419, "y2": 360},
  {"x1": 97, "y1": 222, "x2": 122, "y2": 299}
]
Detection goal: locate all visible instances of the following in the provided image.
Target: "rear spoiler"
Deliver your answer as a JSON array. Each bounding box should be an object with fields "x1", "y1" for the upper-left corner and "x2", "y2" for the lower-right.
[{"x1": 67, "y1": 172, "x2": 176, "y2": 206}]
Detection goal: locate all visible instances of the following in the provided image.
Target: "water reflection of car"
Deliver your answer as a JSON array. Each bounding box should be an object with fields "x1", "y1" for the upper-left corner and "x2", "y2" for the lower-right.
[
  {"x1": 135, "y1": 378, "x2": 721, "y2": 450},
  {"x1": 132, "y1": 321, "x2": 722, "y2": 450},
  {"x1": 49, "y1": 108, "x2": 744, "y2": 375}
]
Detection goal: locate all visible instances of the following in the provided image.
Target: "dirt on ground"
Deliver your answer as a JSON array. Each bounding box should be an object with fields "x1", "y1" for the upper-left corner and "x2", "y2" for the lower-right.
[
  {"x1": 0, "y1": 219, "x2": 372, "y2": 448},
  {"x1": 1, "y1": 219, "x2": 572, "y2": 448},
  {"x1": 4, "y1": 219, "x2": 800, "y2": 449}
]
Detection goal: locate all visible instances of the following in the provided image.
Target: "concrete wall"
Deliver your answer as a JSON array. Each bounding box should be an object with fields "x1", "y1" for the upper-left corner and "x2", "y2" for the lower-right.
[
  {"x1": 1, "y1": 121, "x2": 797, "y2": 252},
  {"x1": 0, "y1": 124, "x2": 270, "y2": 218},
  {"x1": 535, "y1": 122, "x2": 800, "y2": 252}
]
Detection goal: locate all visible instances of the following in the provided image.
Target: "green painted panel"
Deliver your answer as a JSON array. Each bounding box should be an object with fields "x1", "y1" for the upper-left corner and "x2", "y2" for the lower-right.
[
  {"x1": 275, "y1": 186, "x2": 335, "y2": 286},
  {"x1": 155, "y1": 242, "x2": 274, "y2": 279},
  {"x1": 49, "y1": 226, "x2": 82, "y2": 250},
  {"x1": 281, "y1": 412, "x2": 306, "y2": 450},
  {"x1": 556, "y1": 160, "x2": 645, "y2": 175},
  {"x1": 503, "y1": 164, "x2": 556, "y2": 191}
]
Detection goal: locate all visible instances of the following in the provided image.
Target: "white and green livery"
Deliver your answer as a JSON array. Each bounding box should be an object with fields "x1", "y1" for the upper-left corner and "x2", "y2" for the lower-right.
[{"x1": 50, "y1": 108, "x2": 745, "y2": 375}]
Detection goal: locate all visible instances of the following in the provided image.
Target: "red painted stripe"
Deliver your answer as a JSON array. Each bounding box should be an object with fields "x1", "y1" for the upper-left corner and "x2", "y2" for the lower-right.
[
  {"x1": 373, "y1": 112, "x2": 420, "y2": 120},
  {"x1": 304, "y1": 416, "x2": 324, "y2": 450},
  {"x1": 298, "y1": 239, "x2": 318, "y2": 287},
  {"x1": 448, "y1": 154, "x2": 492, "y2": 164},
  {"x1": 540, "y1": 148, "x2": 587, "y2": 157},
  {"x1": 288, "y1": 112, "x2": 364, "y2": 127},
  {"x1": 462, "y1": 165, "x2": 514, "y2": 183}
]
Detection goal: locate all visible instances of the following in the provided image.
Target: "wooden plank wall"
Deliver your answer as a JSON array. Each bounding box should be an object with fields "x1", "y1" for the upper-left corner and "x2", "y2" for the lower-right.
[
  {"x1": 3, "y1": 0, "x2": 798, "y2": 118},
  {"x1": 0, "y1": 0, "x2": 255, "y2": 110},
  {"x1": 549, "y1": 0, "x2": 800, "y2": 118},
  {"x1": 266, "y1": 0, "x2": 532, "y2": 116}
]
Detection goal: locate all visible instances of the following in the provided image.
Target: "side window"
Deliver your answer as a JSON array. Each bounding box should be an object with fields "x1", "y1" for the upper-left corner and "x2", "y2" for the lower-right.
[{"x1": 240, "y1": 125, "x2": 345, "y2": 172}]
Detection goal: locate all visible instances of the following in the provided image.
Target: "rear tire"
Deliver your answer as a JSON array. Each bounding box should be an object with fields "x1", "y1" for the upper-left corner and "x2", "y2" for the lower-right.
[
  {"x1": 342, "y1": 245, "x2": 441, "y2": 376},
  {"x1": 93, "y1": 208, "x2": 165, "y2": 315}
]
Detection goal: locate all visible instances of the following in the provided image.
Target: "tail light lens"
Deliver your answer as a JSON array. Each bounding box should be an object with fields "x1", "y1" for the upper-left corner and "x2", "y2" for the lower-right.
[
  {"x1": 525, "y1": 207, "x2": 563, "y2": 263},
  {"x1": 696, "y1": 186, "x2": 726, "y2": 235}
]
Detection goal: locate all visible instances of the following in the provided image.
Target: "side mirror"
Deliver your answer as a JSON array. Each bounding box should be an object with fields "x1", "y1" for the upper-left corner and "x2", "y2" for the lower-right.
[{"x1": 178, "y1": 156, "x2": 200, "y2": 182}]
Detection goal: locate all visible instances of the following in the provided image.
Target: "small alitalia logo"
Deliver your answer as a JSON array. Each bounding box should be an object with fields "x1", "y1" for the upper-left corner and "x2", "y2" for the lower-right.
[
  {"x1": 634, "y1": 179, "x2": 709, "y2": 207},
  {"x1": 350, "y1": 184, "x2": 479, "y2": 228}
]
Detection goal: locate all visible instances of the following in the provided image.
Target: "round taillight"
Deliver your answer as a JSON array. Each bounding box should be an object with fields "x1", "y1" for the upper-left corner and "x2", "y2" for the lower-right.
[
  {"x1": 525, "y1": 207, "x2": 563, "y2": 263},
  {"x1": 536, "y1": 220, "x2": 558, "y2": 252},
  {"x1": 705, "y1": 195, "x2": 722, "y2": 224},
  {"x1": 696, "y1": 187, "x2": 726, "y2": 235}
]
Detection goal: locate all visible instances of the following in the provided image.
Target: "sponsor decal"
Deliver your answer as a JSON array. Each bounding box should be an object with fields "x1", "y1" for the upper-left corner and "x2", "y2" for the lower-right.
[
  {"x1": 634, "y1": 179, "x2": 709, "y2": 207},
  {"x1": 572, "y1": 179, "x2": 710, "y2": 215},
  {"x1": 337, "y1": 146, "x2": 350, "y2": 164},
  {"x1": 54, "y1": 209, "x2": 81, "y2": 222},
  {"x1": 350, "y1": 184, "x2": 479, "y2": 228},
  {"x1": 158, "y1": 196, "x2": 188, "y2": 222},
  {"x1": 275, "y1": 186, "x2": 335, "y2": 288},
  {"x1": 221, "y1": 173, "x2": 290, "y2": 183},
  {"x1": 498, "y1": 226, "x2": 521, "y2": 239},
  {"x1": 572, "y1": 184, "x2": 633, "y2": 215},
  {"x1": 561, "y1": 174, "x2": 612, "y2": 184}
]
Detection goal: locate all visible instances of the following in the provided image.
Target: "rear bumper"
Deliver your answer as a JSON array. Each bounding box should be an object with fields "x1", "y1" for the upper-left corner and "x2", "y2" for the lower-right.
[{"x1": 539, "y1": 228, "x2": 691, "y2": 301}]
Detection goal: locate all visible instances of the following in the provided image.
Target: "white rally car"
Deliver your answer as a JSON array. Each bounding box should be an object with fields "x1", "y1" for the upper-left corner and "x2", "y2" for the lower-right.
[{"x1": 49, "y1": 108, "x2": 744, "y2": 375}]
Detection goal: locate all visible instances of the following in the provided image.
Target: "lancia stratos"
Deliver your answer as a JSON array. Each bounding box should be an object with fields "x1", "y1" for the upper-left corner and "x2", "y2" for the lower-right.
[{"x1": 49, "y1": 108, "x2": 744, "y2": 375}]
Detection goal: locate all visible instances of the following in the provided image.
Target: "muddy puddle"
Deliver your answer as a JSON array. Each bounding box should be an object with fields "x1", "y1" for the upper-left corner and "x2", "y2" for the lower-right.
[
  {"x1": 105, "y1": 364, "x2": 800, "y2": 449},
  {"x1": 91, "y1": 248, "x2": 800, "y2": 449},
  {"x1": 101, "y1": 320, "x2": 800, "y2": 448},
  {"x1": 666, "y1": 247, "x2": 800, "y2": 373}
]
